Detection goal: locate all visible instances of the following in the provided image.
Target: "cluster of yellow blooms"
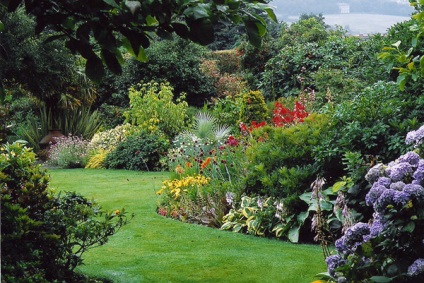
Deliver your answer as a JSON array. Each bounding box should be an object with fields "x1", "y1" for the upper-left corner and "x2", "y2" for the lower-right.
[{"x1": 157, "y1": 175, "x2": 210, "y2": 199}]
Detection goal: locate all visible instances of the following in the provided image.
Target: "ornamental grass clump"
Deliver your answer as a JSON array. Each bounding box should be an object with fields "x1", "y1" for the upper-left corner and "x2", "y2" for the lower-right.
[{"x1": 322, "y1": 128, "x2": 424, "y2": 283}]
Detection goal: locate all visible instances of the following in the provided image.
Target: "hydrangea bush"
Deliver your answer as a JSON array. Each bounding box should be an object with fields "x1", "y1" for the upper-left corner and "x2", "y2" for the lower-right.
[{"x1": 324, "y1": 128, "x2": 424, "y2": 283}]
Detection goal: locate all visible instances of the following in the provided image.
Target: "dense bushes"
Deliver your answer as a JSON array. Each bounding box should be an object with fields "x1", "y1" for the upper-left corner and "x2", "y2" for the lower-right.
[
  {"x1": 1, "y1": 142, "x2": 128, "y2": 282},
  {"x1": 104, "y1": 130, "x2": 170, "y2": 171}
]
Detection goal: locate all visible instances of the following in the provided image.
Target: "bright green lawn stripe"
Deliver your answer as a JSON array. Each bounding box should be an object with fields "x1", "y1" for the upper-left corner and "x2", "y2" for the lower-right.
[{"x1": 49, "y1": 169, "x2": 326, "y2": 283}]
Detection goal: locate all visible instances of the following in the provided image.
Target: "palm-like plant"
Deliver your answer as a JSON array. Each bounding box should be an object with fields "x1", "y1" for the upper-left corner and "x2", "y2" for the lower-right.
[{"x1": 193, "y1": 111, "x2": 231, "y2": 142}]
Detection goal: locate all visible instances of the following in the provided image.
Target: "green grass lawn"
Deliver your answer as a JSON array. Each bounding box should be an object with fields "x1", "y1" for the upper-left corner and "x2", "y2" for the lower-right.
[{"x1": 48, "y1": 169, "x2": 326, "y2": 283}]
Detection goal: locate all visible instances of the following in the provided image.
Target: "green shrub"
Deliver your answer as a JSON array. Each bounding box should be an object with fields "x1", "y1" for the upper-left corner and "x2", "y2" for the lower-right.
[
  {"x1": 239, "y1": 90, "x2": 269, "y2": 124},
  {"x1": 1, "y1": 142, "x2": 128, "y2": 282},
  {"x1": 89, "y1": 123, "x2": 135, "y2": 153},
  {"x1": 244, "y1": 113, "x2": 332, "y2": 198},
  {"x1": 124, "y1": 81, "x2": 189, "y2": 139},
  {"x1": 104, "y1": 130, "x2": 170, "y2": 171}
]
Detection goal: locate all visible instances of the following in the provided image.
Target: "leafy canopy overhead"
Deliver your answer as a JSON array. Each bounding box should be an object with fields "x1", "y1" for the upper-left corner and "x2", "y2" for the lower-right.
[{"x1": 0, "y1": 0, "x2": 276, "y2": 83}]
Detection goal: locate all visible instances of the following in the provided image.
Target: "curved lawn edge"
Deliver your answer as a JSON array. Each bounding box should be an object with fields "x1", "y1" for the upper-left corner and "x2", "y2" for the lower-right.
[{"x1": 48, "y1": 169, "x2": 326, "y2": 283}]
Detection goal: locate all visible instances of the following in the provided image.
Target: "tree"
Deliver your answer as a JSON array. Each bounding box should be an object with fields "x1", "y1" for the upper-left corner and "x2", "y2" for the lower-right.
[{"x1": 0, "y1": 0, "x2": 276, "y2": 84}]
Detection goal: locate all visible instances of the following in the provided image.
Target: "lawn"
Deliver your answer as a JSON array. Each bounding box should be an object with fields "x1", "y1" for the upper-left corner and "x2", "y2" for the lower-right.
[{"x1": 48, "y1": 169, "x2": 326, "y2": 283}]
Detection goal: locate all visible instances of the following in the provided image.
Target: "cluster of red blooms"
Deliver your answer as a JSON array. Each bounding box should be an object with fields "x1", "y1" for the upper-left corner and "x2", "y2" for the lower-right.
[
  {"x1": 239, "y1": 101, "x2": 309, "y2": 134},
  {"x1": 272, "y1": 101, "x2": 308, "y2": 127}
]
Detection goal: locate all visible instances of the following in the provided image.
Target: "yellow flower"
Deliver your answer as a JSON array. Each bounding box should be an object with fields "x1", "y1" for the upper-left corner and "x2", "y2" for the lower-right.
[{"x1": 114, "y1": 210, "x2": 120, "y2": 215}]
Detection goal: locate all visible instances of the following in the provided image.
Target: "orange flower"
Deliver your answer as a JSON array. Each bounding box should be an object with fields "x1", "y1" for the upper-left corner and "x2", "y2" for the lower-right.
[
  {"x1": 175, "y1": 164, "x2": 184, "y2": 175},
  {"x1": 201, "y1": 157, "x2": 211, "y2": 169},
  {"x1": 185, "y1": 161, "x2": 192, "y2": 168}
]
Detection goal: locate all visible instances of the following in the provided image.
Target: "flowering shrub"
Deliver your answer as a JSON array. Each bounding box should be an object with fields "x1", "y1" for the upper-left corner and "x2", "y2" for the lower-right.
[
  {"x1": 273, "y1": 101, "x2": 308, "y2": 126},
  {"x1": 323, "y1": 146, "x2": 424, "y2": 282},
  {"x1": 406, "y1": 124, "x2": 424, "y2": 151},
  {"x1": 89, "y1": 123, "x2": 134, "y2": 152},
  {"x1": 47, "y1": 135, "x2": 90, "y2": 168},
  {"x1": 157, "y1": 175, "x2": 210, "y2": 200}
]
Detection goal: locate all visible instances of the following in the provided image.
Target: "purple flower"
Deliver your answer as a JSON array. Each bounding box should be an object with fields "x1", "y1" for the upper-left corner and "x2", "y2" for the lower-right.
[
  {"x1": 393, "y1": 190, "x2": 410, "y2": 206},
  {"x1": 413, "y1": 166, "x2": 424, "y2": 184},
  {"x1": 390, "y1": 181, "x2": 406, "y2": 191},
  {"x1": 398, "y1": 151, "x2": 420, "y2": 166},
  {"x1": 335, "y1": 222, "x2": 370, "y2": 255},
  {"x1": 374, "y1": 189, "x2": 396, "y2": 213},
  {"x1": 406, "y1": 125, "x2": 424, "y2": 148},
  {"x1": 326, "y1": 254, "x2": 346, "y2": 278},
  {"x1": 386, "y1": 162, "x2": 413, "y2": 182},
  {"x1": 407, "y1": 258, "x2": 424, "y2": 277},
  {"x1": 403, "y1": 184, "x2": 424, "y2": 202},
  {"x1": 225, "y1": 192, "x2": 234, "y2": 206},
  {"x1": 365, "y1": 184, "x2": 386, "y2": 207},
  {"x1": 375, "y1": 177, "x2": 392, "y2": 188},
  {"x1": 369, "y1": 219, "x2": 386, "y2": 237},
  {"x1": 365, "y1": 164, "x2": 385, "y2": 183}
]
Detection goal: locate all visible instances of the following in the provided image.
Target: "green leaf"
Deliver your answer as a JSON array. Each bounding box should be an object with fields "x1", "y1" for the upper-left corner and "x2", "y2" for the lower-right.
[
  {"x1": 299, "y1": 192, "x2": 312, "y2": 203},
  {"x1": 85, "y1": 55, "x2": 105, "y2": 84},
  {"x1": 244, "y1": 20, "x2": 262, "y2": 48},
  {"x1": 101, "y1": 49, "x2": 122, "y2": 75},
  {"x1": 420, "y1": 55, "x2": 424, "y2": 77},
  {"x1": 0, "y1": 21, "x2": 4, "y2": 32},
  {"x1": 103, "y1": 0, "x2": 120, "y2": 8},
  {"x1": 297, "y1": 211, "x2": 309, "y2": 224},
  {"x1": 332, "y1": 181, "x2": 346, "y2": 192},
  {"x1": 402, "y1": 221, "x2": 415, "y2": 233},
  {"x1": 412, "y1": 37, "x2": 418, "y2": 48},
  {"x1": 146, "y1": 15, "x2": 158, "y2": 26},
  {"x1": 397, "y1": 74, "x2": 408, "y2": 91},
  {"x1": 184, "y1": 5, "x2": 210, "y2": 20},
  {"x1": 370, "y1": 276, "x2": 392, "y2": 283},
  {"x1": 288, "y1": 225, "x2": 300, "y2": 243}
]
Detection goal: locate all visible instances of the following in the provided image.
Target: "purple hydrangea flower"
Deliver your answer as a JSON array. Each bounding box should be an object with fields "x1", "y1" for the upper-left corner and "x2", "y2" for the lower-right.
[
  {"x1": 369, "y1": 219, "x2": 386, "y2": 237},
  {"x1": 398, "y1": 151, "x2": 420, "y2": 166},
  {"x1": 335, "y1": 222, "x2": 370, "y2": 255},
  {"x1": 386, "y1": 162, "x2": 413, "y2": 182},
  {"x1": 374, "y1": 189, "x2": 397, "y2": 213},
  {"x1": 406, "y1": 125, "x2": 424, "y2": 148},
  {"x1": 403, "y1": 184, "x2": 424, "y2": 202},
  {"x1": 375, "y1": 177, "x2": 392, "y2": 188},
  {"x1": 326, "y1": 254, "x2": 346, "y2": 278},
  {"x1": 365, "y1": 164, "x2": 386, "y2": 183},
  {"x1": 365, "y1": 184, "x2": 386, "y2": 207},
  {"x1": 413, "y1": 166, "x2": 424, "y2": 184},
  {"x1": 390, "y1": 181, "x2": 406, "y2": 191},
  {"x1": 407, "y1": 258, "x2": 424, "y2": 277},
  {"x1": 393, "y1": 190, "x2": 410, "y2": 206}
]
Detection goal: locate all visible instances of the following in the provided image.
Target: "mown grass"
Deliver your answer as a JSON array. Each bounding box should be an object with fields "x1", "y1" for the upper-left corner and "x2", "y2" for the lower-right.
[{"x1": 48, "y1": 169, "x2": 326, "y2": 283}]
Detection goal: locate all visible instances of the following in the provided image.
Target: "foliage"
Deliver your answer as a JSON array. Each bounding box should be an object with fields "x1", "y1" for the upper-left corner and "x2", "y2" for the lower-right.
[
  {"x1": 89, "y1": 123, "x2": 135, "y2": 153},
  {"x1": 104, "y1": 130, "x2": 170, "y2": 171},
  {"x1": 47, "y1": 135, "x2": 90, "y2": 168},
  {"x1": 378, "y1": 1, "x2": 424, "y2": 92},
  {"x1": 98, "y1": 38, "x2": 215, "y2": 107},
  {"x1": 124, "y1": 81, "x2": 188, "y2": 139},
  {"x1": 210, "y1": 95, "x2": 243, "y2": 128},
  {"x1": 97, "y1": 104, "x2": 126, "y2": 130},
  {"x1": 238, "y1": 90, "x2": 269, "y2": 124},
  {"x1": 221, "y1": 195, "x2": 309, "y2": 242},
  {"x1": 17, "y1": 106, "x2": 102, "y2": 151},
  {"x1": 1, "y1": 142, "x2": 128, "y2": 282},
  {"x1": 244, "y1": 113, "x2": 332, "y2": 198},
  {"x1": 0, "y1": 7, "x2": 89, "y2": 109},
  {"x1": 199, "y1": 52, "x2": 246, "y2": 99},
  {"x1": 2, "y1": 0, "x2": 276, "y2": 83},
  {"x1": 323, "y1": 148, "x2": 424, "y2": 283},
  {"x1": 85, "y1": 149, "x2": 108, "y2": 169}
]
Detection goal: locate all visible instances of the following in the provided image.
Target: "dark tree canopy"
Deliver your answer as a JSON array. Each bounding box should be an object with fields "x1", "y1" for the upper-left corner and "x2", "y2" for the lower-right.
[{"x1": 0, "y1": 0, "x2": 276, "y2": 84}]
